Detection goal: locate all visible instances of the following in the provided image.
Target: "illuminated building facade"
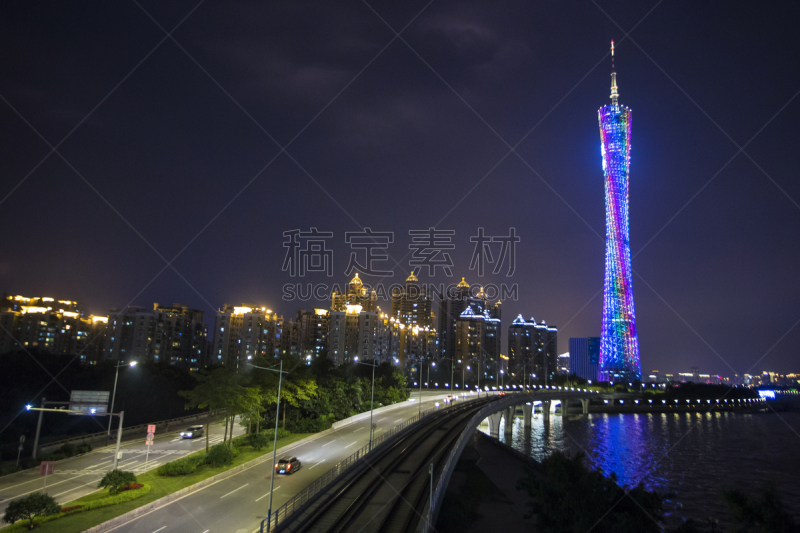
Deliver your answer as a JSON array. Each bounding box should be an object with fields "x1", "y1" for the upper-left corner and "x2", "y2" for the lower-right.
[
  {"x1": 437, "y1": 277, "x2": 472, "y2": 359},
  {"x1": 0, "y1": 294, "x2": 107, "y2": 363},
  {"x1": 454, "y1": 288, "x2": 502, "y2": 387},
  {"x1": 211, "y1": 304, "x2": 281, "y2": 369},
  {"x1": 390, "y1": 271, "x2": 434, "y2": 328},
  {"x1": 106, "y1": 303, "x2": 207, "y2": 370},
  {"x1": 598, "y1": 41, "x2": 641, "y2": 383},
  {"x1": 295, "y1": 308, "x2": 329, "y2": 358},
  {"x1": 331, "y1": 273, "x2": 377, "y2": 312},
  {"x1": 507, "y1": 315, "x2": 558, "y2": 384}
]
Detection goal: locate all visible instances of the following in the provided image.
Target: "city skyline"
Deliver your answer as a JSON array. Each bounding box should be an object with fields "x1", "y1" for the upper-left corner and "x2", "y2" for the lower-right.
[
  {"x1": 2, "y1": 2, "x2": 799, "y2": 380},
  {"x1": 3, "y1": 287, "x2": 796, "y2": 379}
]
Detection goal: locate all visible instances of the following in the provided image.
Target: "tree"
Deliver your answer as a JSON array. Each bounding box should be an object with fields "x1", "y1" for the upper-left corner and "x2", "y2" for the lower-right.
[
  {"x1": 722, "y1": 483, "x2": 799, "y2": 533},
  {"x1": 518, "y1": 451, "x2": 667, "y2": 533},
  {"x1": 97, "y1": 469, "x2": 137, "y2": 495},
  {"x1": 180, "y1": 367, "x2": 239, "y2": 452},
  {"x1": 224, "y1": 384, "x2": 262, "y2": 450},
  {"x1": 249, "y1": 353, "x2": 317, "y2": 429},
  {"x1": 3, "y1": 492, "x2": 61, "y2": 530}
]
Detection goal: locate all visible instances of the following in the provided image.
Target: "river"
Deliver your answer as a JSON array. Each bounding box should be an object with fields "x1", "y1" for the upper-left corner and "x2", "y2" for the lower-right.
[{"x1": 481, "y1": 409, "x2": 800, "y2": 529}]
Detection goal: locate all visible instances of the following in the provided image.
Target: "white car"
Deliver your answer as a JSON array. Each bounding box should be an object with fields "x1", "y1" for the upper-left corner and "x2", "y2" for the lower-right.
[{"x1": 180, "y1": 425, "x2": 204, "y2": 439}]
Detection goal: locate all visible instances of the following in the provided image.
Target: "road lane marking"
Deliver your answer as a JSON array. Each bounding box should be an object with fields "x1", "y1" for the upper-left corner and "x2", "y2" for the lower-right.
[
  {"x1": 220, "y1": 483, "x2": 249, "y2": 498},
  {"x1": 394, "y1": 418, "x2": 404, "y2": 422},
  {"x1": 99, "y1": 430, "x2": 341, "y2": 531},
  {"x1": 308, "y1": 461, "x2": 325, "y2": 470},
  {"x1": 353, "y1": 427, "x2": 364, "y2": 432},
  {"x1": 344, "y1": 441, "x2": 357, "y2": 448},
  {"x1": 0, "y1": 475, "x2": 91, "y2": 501},
  {"x1": 153, "y1": 527, "x2": 166, "y2": 533},
  {"x1": 255, "y1": 486, "x2": 280, "y2": 502},
  {"x1": 53, "y1": 478, "x2": 104, "y2": 498},
  {"x1": 321, "y1": 441, "x2": 334, "y2": 447}
]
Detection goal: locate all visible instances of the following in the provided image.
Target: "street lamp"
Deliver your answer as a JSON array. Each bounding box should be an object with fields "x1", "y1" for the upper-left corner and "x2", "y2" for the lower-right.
[
  {"x1": 249, "y1": 362, "x2": 287, "y2": 533},
  {"x1": 427, "y1": 361, "x2": 436, "y2": 389},
  {"x1": 354, "y1": 359, "x2": 378, "y2": 451},
  {"x1": 106, "y1": 360, "x2": 136, "y2": 446},
  {"x1": 418, "y1": 361, "x2": 423, "y2": 417},
  {"x1": 438, "y1": 357, "x2": 457, "y2": 393}
]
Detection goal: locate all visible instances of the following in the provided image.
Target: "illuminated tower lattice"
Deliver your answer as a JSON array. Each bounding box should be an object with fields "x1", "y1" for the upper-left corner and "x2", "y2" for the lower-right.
[{"x1": 598, "y1": 41, "x2": 641, "y2": 383}]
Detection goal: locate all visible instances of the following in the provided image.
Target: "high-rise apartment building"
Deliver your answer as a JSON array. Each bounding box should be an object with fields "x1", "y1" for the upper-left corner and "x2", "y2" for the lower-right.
[
  {"x1": 454, "y1": 288, "x2": 502, "y2": 387},
  {"x1": 105, "y1": 303, "x2": 207, "y2": 369},
  {"x1": 295, "y1": 309, "x2": 329, "y2": 358},
  {"x1": 211, "y1": 304, "x2": 282, "y2": 369},
  {"x1": 331, "y1": 273, "x2": 377, "y2": 313},
  {"x1": 1, "y1": 294, "x2": 107, "y2": 363},
  {"x1": 437, "y1": 277, "x2": 471, "y2": 359},
  {"x1": 391, "y1": 271, "x2": 434, "y2": 328},
  {"x1": 507, "y1": 315, "x2": 558, "y2": 384}
]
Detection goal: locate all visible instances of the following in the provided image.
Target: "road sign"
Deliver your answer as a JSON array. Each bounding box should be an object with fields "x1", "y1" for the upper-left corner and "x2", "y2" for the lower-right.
[
  {"x1": 69, "y1": 390, "x2": 110, "y2": 415},
  {"x1": 19, "y1": 435, "x2": 26, "y2": 443},
  {"x1": 144, "y1": 425, "x2": 156, "y2": 466},
  {"x1": 40, "y1": 461, "x2": 54, "y2": 476}
]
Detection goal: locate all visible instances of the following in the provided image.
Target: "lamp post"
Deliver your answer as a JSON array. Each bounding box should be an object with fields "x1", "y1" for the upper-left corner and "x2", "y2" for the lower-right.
[
  {"x1": 248, "y1": 362, "x2": 287, "y2": 532},
  {"x1": 418, "y1": 361, "x2": 423, "y2": 417},
  {"x1": 427, "y1": 361, "x2": 436, "y2": 389},
  {"x1": 354, "y1": 360, "x2": 377, "y2": 451},
  {"x1": 107, "y1": 360, "x2": 136, "y2": 447}
]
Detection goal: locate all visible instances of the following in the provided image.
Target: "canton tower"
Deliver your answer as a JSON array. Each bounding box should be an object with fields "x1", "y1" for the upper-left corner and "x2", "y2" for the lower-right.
[{"x1": 598, "y1": 41, "x2": 641, "y2": 382}]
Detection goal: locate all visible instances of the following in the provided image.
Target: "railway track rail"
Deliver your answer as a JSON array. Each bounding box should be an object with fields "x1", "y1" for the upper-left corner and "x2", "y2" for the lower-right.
[{"x1": 274, "y1": 396, "x2": 498, "y2": 533}]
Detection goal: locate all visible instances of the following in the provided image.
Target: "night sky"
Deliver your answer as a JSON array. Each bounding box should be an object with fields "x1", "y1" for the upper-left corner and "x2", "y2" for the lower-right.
[{"x1": 2, "y1": 1, "x2": 799, "y2": 377}]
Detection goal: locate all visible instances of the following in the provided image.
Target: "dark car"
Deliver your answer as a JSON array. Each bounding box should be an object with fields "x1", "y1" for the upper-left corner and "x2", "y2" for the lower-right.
[
  {"x1": 275, "y1": 457, "x2": 301, "y2": 475},
  {"x1": 180, "y1": 425, "x2": 204, "y2": 439}
]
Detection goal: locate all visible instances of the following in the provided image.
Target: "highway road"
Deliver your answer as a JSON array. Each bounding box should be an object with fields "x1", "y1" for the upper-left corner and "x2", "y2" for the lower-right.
[
  {"x1": 104, "y1": 391, "x2": 463, "y2": 533},
  {"x1": 0, "y1": 416, "x2": 246, "y2": 515}
]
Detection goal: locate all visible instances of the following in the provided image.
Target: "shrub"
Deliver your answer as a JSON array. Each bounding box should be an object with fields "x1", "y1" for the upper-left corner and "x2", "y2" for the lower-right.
[
  {"x1": 204, "y1": 443, "x2": 234, "y2": 467},
  {"x1": 252, "y1": 433, "x2": 268, "y2": 451},
  {"x1": 59, "y1": 443, "x2": 77, "y2": 457},
  {"x1": 6, "y1": 484, "x2": 151, "y2": 530},
  {"x1": 97, "y1": 470, "x2": 137, "y2": 495},
  {"x1": 289, "y1": 415, "x2": 333, "y2": 433},
  {"x1": 0, "y1": 464, "x2": 22, "y2": 476},
  {"x1": 156, "y1": 454, "x2": 205, "y2": 476},
  {"x1": 231, "y1": 434, "x2": 252, "y2": 447},
  {"x1": 3, "y1": 492, "x2": 61, "y2": 529},
  {"x1": 75, "y1": 443, "x2": 92, "y2": 454}
]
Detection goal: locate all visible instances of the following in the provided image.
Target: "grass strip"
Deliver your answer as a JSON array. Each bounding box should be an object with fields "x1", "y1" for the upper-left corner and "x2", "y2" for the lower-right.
[{"x1": 3, "y1": 433, "x2": 311, "y2": 533}]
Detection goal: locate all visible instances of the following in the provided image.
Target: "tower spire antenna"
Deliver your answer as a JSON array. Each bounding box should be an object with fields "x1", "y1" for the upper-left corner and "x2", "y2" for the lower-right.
[{"x1": 610, "y1": 40, "x2": 619, "y2": 106}]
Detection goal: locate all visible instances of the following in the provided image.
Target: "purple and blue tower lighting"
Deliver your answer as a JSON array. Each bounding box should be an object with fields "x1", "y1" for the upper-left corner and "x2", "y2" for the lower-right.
[{"x1": 598, "y1": 41, "x2": 641, "y2": 383}]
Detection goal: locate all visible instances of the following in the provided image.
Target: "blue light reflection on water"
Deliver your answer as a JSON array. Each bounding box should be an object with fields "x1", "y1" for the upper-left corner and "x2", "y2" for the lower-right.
[{"x1": 483, "y1": 411, "x2": 800, "y2": 527}]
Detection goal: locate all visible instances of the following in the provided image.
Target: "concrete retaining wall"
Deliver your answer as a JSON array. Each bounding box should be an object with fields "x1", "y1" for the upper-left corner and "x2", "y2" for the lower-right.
[
  {"x1": 39, "y1": 411, "x2": 222, "y2": 456},
  {"x1": 331, "y1": 394, "x2": 450, "y2": 431}
]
